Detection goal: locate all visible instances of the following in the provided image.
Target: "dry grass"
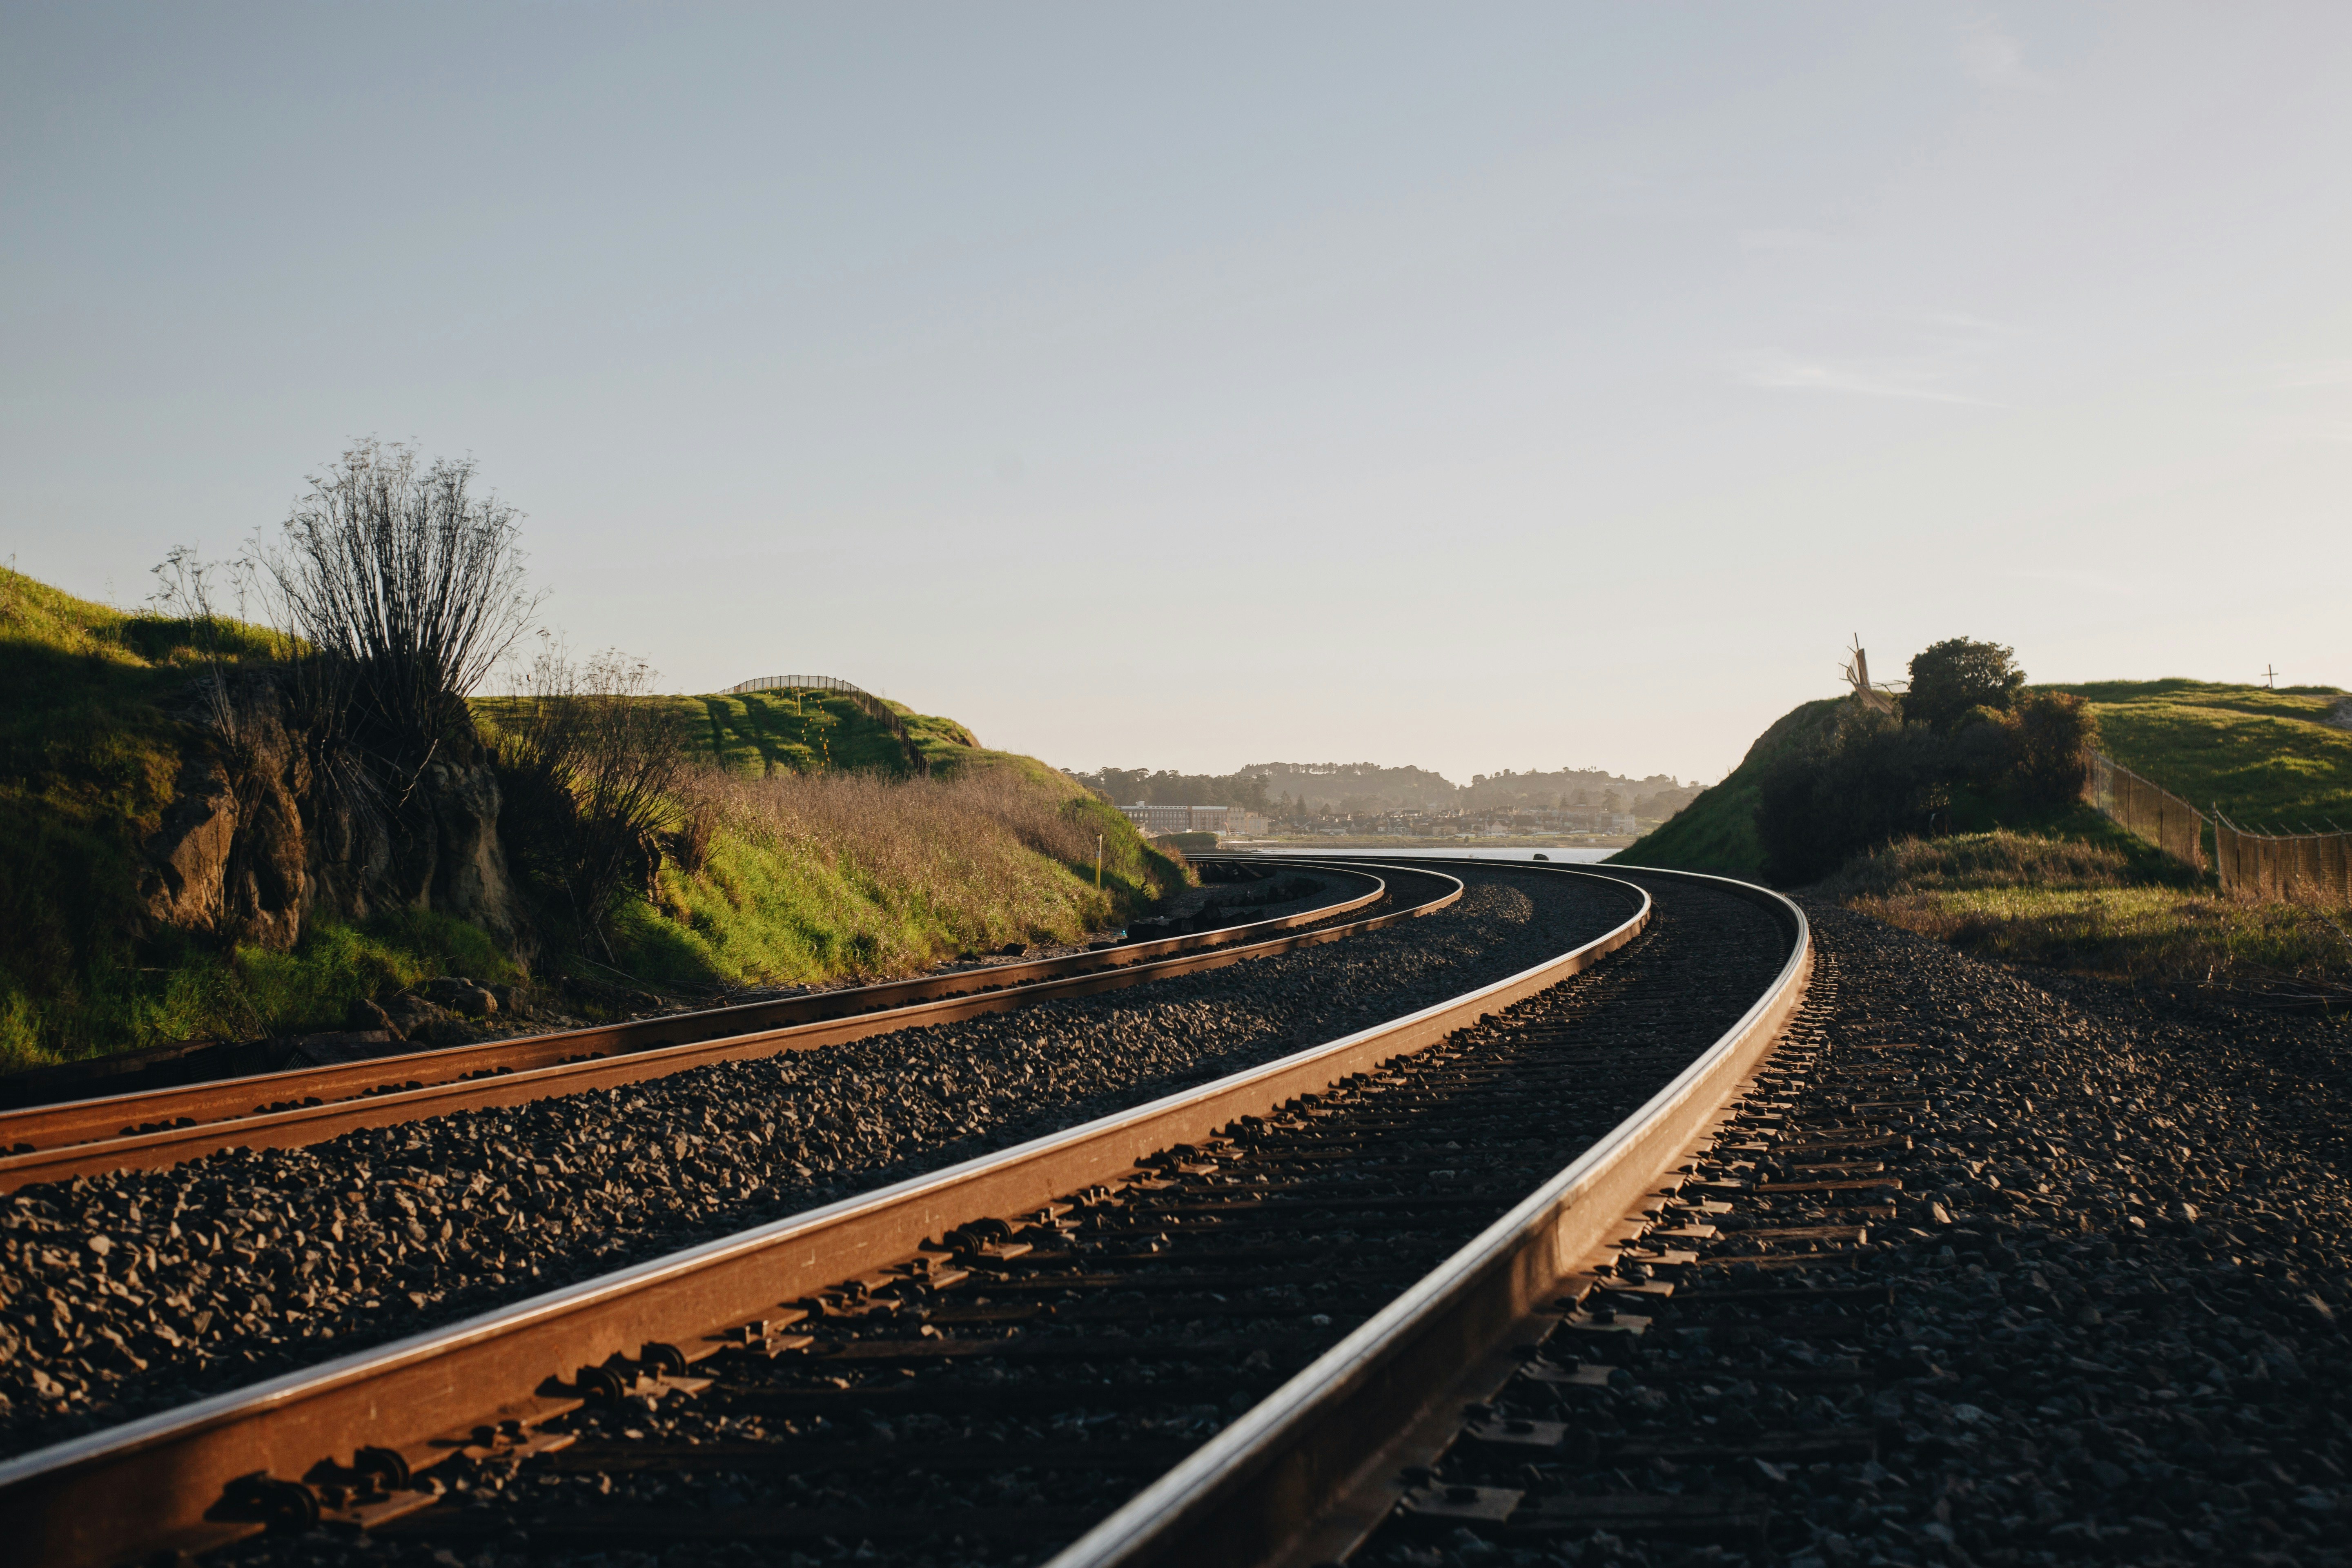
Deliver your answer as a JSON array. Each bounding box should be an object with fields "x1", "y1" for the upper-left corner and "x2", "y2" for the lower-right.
[
  {"x1": 613, "y1": 761, "x2": 1186, "y2": 989},
  {"x1": 1813, "y1": 829, "x2": 2142, "y2": 899},
  {"x1": 1822, "y1": 830, "x2": 2352, "y2": 1000}
]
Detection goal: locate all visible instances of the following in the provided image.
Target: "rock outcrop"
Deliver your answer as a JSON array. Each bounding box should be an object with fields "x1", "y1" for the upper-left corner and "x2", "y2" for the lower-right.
[{"x1": 137, "y1": 672, "x2": 525, "y2": 952}]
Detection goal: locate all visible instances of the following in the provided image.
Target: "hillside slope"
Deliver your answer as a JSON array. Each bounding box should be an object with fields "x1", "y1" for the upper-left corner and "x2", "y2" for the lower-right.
[
  {"x1": 1, "y1": 566, "x2": 1177, "y2": 1070},
  {"x1": 1612, "y1": 679, "x2": 2352, "y2": 882},
  {"x1": 2049, "y1": 679, "x2": 2352, "y2": 828},
  {"x1": 1613, "y1": 674, "x2": 2352, "y2": 998},
  {"x1": 1606, "y1": 698, "x2": 1844, "y2": 878},
  {"x1": 0, "y1": 567, "x2": 522, "y2": 1066}
]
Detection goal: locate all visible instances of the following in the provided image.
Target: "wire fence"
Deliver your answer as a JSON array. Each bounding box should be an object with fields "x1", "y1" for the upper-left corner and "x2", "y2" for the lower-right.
[
  {"x1": 724, "y1": 674, "x2": 867, "y2": 698},
  {"x1": 720, "y1": 675, "x2": 930, "y2": 776},
  {"x1": 2214, "y1": 812, "x2": 2352, "y2": 905},
  {"x1": 2084, "y1": 752, "x2": 2206, "y2": 871},
  {"x1": 2084, "y1": 751, "x2": 2352, "y2": 904}
]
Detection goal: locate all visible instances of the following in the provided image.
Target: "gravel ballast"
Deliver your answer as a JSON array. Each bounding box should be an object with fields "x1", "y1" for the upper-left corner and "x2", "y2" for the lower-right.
[
  {"x1": 0, "y1": 865, "x2": 1636, "y2": 1459},
  {"x1": 1360, "y1": 897, "x2": 2352, "y2": 1568}
]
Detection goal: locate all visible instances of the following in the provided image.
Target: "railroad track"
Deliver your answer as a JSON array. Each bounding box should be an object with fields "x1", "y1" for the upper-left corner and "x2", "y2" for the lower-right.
[
  {"x1": 1267, "y1": 944, "x2": 1851, "y2": 1566},
  {"x1": 0, "y1": 861, "x2": 1441, "y2": 1194},
  {"x1": 0, "y1": 860, "x2": 1809, "y2": 1567}
]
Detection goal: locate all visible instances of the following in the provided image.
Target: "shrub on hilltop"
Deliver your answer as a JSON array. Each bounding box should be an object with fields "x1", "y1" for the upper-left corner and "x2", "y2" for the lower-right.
[
  {"x1": 1902, "y1": 637, "x2": 2026, "y2": 732},
  {"x1": 1757, "y1": 642, "x2": 2098, "y2": 884}
]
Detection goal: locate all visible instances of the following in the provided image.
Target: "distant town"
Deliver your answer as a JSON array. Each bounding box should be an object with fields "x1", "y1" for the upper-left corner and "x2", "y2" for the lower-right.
[{"x1": 1070, "y1": 761, "x2": 1706, "y2": 843}]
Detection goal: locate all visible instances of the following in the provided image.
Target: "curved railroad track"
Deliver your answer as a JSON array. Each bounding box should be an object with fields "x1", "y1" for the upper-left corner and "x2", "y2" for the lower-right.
[
  {"x1": 0, "y1": 862, "x2": 1445, "y2": 1194},
  {"x1": 0, "y1": 859, "x2": 1811, "y2": 1567}
]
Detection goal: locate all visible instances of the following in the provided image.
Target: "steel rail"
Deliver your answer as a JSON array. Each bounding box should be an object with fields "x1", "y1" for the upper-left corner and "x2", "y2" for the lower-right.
[
  {"x1": 0, "y1": 860, "x2": 1642, "y2": 1567},
  {"x1": 1047, "y1": 864, "x2": 1811, "y2": 1568},
  {"x1": 0, "y1": 863, "x2": 1419, "y2": 1194},
  {"x1": 0, "y1": 864, "x2": 1382, "y2": 1154}
]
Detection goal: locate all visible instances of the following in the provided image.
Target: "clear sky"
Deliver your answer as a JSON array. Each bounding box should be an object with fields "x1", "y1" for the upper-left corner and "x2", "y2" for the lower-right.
[{"x1": 6, "y1": 4, "x2": 2347, "y2": 786}]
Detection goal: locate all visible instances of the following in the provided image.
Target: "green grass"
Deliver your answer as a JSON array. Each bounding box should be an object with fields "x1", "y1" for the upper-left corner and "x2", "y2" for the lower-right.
[
  {"x1": 610, "y1": 755, "x2": 1185, "y2": 990},
  {"x1": 0, "y1": 910, "x2": 521, "y2": 1069},
  {"x1": 473, "y1": 688, "x2": 980, "y2": 780},
  {"x1": 2049, "y1": 679, "x2": 2352, "y2": 831},
  {"x1": 1608, "y1": 698, "x2": 1845, "y2": 879},
  {"x1": 1817, "y1": 829, "x2": 2352, "y2": 994}
]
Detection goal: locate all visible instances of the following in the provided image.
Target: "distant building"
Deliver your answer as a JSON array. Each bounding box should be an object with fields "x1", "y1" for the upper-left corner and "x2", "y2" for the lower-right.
[
  {"x1": 1121, "y1": 804, "x2": 1229, "y2": 835},
  {"x1": 1225, "y1": 810, "x2": 1270, "y2": 837}
]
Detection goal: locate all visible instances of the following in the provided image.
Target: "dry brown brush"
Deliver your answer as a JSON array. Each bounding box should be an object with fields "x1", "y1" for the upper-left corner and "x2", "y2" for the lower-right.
[
  {"x1": 649, "y1": 762, "x2": 1175, "y2": 981},
  {"x1": 492, "y1": 645, "x2": 690, "y2": 956}
]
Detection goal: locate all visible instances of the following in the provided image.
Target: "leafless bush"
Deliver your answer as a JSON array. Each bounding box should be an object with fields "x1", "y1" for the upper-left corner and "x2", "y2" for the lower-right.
[
  {"x1": 145, "y1": 547, "x2": 257, "y2": 747},
  {"x1": 494, "y1": 641, "x2": 688, "y2": 955},
  {"x1": 255, "y1": 441, "x2": 541, "y2": 780}
]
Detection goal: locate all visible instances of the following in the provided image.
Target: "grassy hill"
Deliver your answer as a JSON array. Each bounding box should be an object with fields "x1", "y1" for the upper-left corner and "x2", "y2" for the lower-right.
[
  {"x1": 0, "y1": 565, "x2": 1178, "y2": 1071},
  {"x1": 1613, "y1": 680, "x2": 2352, "y2": 881},
  {"x1": 2047, "y1": 679, "x2": 2352, "y2": 831},
  {"x1": 1619, "y1": 672, "x2": 2352, "y2": 996},
  {"x1": 616, "y1": 753, "x2": 1175, "y2": 993},
  {"x1": 0, "y1": 566, "x2": 518, "y2": 1067},
  {"x1": 474, "y1": 687, "x2": 981, "y2": 780}
]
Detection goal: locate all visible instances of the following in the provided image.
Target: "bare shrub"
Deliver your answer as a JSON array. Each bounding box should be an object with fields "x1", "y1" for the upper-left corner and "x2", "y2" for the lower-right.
[
  {"x1": 256, "y1": 440, "x2": 540, "y2": 780},
  {"x1": 495, "y1": 643, "x2": 688, "y2": 955},
  {"x1": 669, "y1": 789, "x2": 722, "y2": 876}
]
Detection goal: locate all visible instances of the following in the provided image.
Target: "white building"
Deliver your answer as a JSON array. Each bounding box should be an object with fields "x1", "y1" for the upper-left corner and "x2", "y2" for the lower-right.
[{"x1": 1120, "y1": 804, "x2": 1230, "y2": 835}]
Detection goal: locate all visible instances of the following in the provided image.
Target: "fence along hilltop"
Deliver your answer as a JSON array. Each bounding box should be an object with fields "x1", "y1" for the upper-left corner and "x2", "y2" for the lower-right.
[{"x1": 2085, "y1": 750, "x2": 2350, "y2": 904}]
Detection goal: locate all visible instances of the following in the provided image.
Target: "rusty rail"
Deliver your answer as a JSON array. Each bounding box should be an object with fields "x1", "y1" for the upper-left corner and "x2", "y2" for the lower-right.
[
  {"x1": 0, "y1": 860, "x2": 1641, "y2": 1566},
  {"x1": 0, "y1": 864, "x2": 1417, "y2": 1194},
  {"x1": 1048, "y1": 863, "x2": 1809, "y2": 1568}
]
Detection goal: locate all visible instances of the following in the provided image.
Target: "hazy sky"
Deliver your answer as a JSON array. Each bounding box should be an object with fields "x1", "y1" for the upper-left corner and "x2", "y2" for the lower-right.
[{"x1": 6, "y1": 5, "x2": 2348, "y2": 786}]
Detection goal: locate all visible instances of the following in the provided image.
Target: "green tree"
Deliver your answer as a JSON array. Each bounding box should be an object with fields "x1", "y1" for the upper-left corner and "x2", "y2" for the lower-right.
[
  {"x1": 2003, "y1": 690, "x2": 2098, "y2": 807},
  {"x1": 1905, "y1": 638, "x2": 2025, "y2": 732}
]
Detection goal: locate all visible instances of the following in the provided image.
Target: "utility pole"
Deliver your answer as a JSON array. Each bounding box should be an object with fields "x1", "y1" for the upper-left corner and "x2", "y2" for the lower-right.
[
  {"x1": 1094, "y1": 833, "x2": 1103, "y2": 889},
  {"x1": 2262, "y1": 664, "x2": 2278, "y2": 689}
]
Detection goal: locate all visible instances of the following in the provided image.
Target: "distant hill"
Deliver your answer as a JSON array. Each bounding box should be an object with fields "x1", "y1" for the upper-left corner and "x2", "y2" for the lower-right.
[
  {"x1": 1068, "y1": 758, "x2": 1698, "y2": 818},
  {"x1": 474, "y1": 688, "x2": 980, "y2": 780}
]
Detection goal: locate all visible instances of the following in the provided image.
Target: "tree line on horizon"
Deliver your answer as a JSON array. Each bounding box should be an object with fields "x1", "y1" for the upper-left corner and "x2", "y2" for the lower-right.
[{"x1": 1067, "y1": 760, "x2": 1701, "y2": 821}]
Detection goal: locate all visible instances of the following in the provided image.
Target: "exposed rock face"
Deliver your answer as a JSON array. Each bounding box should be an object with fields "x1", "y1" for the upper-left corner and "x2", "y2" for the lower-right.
[
  {"x1": 416, "y1": 757, "x2": 521, "y2": 939},
  {"x1": 140, "y1": 757, "x2": 240, "y2": 931},
  {"x1": 138, "y1": 673, "x2": 525, "y2": 952}
]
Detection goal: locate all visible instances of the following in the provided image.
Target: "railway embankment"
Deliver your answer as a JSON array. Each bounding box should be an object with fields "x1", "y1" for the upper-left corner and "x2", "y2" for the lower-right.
[{"x1": 0, "y1": 563, "x2": 1182, "y2": 1079}]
